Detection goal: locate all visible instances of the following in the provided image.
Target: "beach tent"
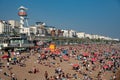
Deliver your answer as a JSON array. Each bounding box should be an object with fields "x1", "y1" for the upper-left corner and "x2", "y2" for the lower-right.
[{"x1": 49, "y1": 43, "x2": 56, "y2": 52}]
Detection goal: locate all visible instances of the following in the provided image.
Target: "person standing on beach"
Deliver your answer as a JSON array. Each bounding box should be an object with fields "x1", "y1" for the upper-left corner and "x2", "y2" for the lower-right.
[
  {"x1": 44, "y1": 71, "x2": 49, "y2": 80},
  {"x1": 33, "y1": 66, "x2": 37, "y2": 74}
]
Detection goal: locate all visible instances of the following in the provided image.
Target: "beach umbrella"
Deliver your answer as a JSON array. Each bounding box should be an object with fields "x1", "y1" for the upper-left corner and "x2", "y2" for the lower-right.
[
  {"x1": 103, "y1": 65, "x2": 108, "y2": 69},
  {"x1": 62, "y1": 50, "x2": 67, "y2": 55},
  {"x1": 94, "y1": 53, "x2": 98, "y2": 57},
  {"x1": 72, "y1": 63, "x2": 79, "y2": 70},
  {"x1": 55, "y1": 50, "x2": 61, "y2": 55},
  {"x1": 107, "y1": 61, "x2": 113, "y2": 65},
  {"x1": 2, "y1": 55, "x2": 9, "y2": 59},
  {"x1": 50, "y1": 49, "x2": 61, "y2": 55},
  {"x1": 91, "y1": 58, "x2": 97, "y2": 62},
  {"x1": 83, "y1": 52, "x2": 89, "y2": 57},
  {"x1": 62, "y1": 55, "x2": 69, "y2": 61},
  {"x1": 73, "y1": 64, "x2": 79, "y2": 68}
]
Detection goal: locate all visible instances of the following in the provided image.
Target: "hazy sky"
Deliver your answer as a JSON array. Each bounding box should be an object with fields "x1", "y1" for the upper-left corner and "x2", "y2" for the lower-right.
[{"x1": 0, "y1": 0, "x2": 120, "y2": 38}]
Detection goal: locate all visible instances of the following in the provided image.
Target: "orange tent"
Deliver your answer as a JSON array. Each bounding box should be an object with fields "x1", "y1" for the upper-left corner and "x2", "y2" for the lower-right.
[{"x1": 49, "y1": 43, "x2": 56, "y2": 52}]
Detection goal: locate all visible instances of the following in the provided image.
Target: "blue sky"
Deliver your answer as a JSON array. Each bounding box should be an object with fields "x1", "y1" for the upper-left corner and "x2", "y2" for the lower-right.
[{"x1": 0, "y1": 0, "x2": 120, "y2": 38}]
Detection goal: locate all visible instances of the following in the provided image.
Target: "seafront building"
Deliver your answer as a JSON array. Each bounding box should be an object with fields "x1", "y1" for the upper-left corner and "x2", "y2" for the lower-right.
[
  {"x1": 8, "y1": 20, "x2": 20, "y2": 28},
  {"x1": 0, "y1": 20, "x2": 12, "y2": 34},
  {"x1": 76, "y1": 32, "x2": 85, "y2": 38},
  {"x1": 62, "y1": 29, "x2": 77, "y2": 38},
  {"x1": 0, "y1": 19, "x2": 119, "y2": 41}
]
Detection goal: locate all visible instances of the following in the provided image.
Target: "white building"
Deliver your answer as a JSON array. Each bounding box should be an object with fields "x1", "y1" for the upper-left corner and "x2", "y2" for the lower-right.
[
  {"x1": 8, "y1": 20, "x2": 20, "y2": 28},
  {"x1": 76, "y1": 32, "x2": 85, "y2": 38},
  {"x1": 29, "y1": 26, "x2": 37, "y2": 35},
  {"x1": 103, "y1": 36, "x2": 112, "y2": 40},
  {"x1": 112, "y1": 38, "x2": 119, "y2": 41},
  {"x1": 62, "y1": 30, "x2": 68, "y2": 37},
  {"x1": 90, "y1": 34, "x2": 100, "y2": 39},
  {"x1": 0, "y1": 20, "x2": 12, "y2": 34},
  {"x1": 62, "y1": 29, "x2": 77, "y2": 38},
  {"x1": 22, "y1": 27, "x2": 30, "y2": 35},
  {"x1": 0, "y1": 20, "x2": 4, "y2": 34},
  {"x1": 85, "y1": 34, "x2": 93, "y2": 39}
]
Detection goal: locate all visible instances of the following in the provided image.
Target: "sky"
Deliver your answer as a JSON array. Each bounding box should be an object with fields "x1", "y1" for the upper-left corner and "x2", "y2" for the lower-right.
[{"x1": 0, "y1": 0, "x2": 120, "y2": 39}]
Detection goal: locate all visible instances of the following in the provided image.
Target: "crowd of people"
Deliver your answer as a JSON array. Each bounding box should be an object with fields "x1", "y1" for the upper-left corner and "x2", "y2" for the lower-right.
[{"x1": 0, "y1": 43, "x2": 120, "y2": 80}]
